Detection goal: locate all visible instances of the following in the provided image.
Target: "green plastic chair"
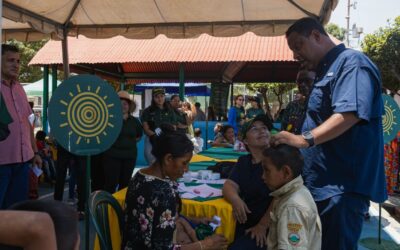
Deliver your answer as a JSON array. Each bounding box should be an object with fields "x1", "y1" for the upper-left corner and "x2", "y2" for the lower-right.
[{"x1": 88, "y1": 190, "x2": 125, "y2": 250}]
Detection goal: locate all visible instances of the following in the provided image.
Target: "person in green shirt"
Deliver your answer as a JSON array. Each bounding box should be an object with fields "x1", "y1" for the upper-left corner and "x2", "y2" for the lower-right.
[
  {"x1": 246, "y1": 96, "x2": 265, "y2": 120},
  {"x1": 170, "y1": 94, "x2": 189, "y2": 134},
  {"x1": 103, "y1": 91, "x2": 143, "y2": 193},
  {"x1": 141, "y1": 88, "x2": 177, "y2": 164}
]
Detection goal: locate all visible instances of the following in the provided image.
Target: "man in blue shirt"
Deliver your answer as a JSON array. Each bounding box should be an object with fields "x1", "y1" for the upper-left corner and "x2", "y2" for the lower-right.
[{"x1": 272, "y1": 17, "x2": 387, "y2": 250}]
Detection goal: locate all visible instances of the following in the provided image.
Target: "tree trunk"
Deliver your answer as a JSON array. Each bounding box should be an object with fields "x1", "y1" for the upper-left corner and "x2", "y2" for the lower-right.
[{"x1": 259, "y1": 88, "x2": 273, "y2": 120}]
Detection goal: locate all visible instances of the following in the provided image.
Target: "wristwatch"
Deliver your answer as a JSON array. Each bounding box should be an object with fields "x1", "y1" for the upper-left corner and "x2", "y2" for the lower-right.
[{"x1": 302, "y1": 131, "x2": 315, "y2": 147}]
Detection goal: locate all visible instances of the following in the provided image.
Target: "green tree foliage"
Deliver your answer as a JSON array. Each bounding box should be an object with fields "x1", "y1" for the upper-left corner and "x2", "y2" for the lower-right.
[
  {"x1": 246, "y1": 82, "x2": 296, "y2": 119},
  {"x1": 362, "y1": 17, "x2": 400, "y2": 92},
  {"x1": 5, "y1": 39, "x2": 48, "y2": 83},
  {"x1": 325, "y1": 23, "x2": 346, "y2": 41}
]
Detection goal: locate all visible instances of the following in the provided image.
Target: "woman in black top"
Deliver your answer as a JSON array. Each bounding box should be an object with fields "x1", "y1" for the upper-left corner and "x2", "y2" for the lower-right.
[
  {"x1": 222, "y1": 115, "x2": 274, "y2": 250},
  {"x1": 103, "y1": 91, "x2": 143, "y2": 193}
]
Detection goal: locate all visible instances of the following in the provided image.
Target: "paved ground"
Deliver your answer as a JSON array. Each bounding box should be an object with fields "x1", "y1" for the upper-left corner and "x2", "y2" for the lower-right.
[{"x1": 37, "y1": 183, "x2": 400, "y2": 250}]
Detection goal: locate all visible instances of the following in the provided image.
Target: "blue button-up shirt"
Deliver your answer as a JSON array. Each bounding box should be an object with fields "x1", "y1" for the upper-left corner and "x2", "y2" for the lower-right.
[{"x1": 301, "y1": 44, "x2": 387, "y2": 203}]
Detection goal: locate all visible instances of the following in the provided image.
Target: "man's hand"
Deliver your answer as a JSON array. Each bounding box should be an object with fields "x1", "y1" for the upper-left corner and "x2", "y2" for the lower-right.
[
  {"x1": 271, "y1": 131, "x2": 309, "y2": 148},
  {"x1": 231, "y1": 197, "x2": 251, "y2": 224},
  {"x1": 245, "y1": 223, "x2": 268, "y2": 248},
  {"x1": 32, "y1": 154, "x2": 42, "y2": 168}
]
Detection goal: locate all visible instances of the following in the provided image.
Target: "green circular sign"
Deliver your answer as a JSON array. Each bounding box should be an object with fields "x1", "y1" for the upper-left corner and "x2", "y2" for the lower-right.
[
  {"x1": 382, "y1": 94, "x2": 400, "y2": 144},
  {"x1": 49, "y1": 74, "x2": 122, "y2": 155}
]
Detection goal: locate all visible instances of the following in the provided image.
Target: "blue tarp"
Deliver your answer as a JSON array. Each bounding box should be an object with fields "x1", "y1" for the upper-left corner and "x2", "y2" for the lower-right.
[{"x1": 134, "y1": 83, "x2": 210, "y2": 96}]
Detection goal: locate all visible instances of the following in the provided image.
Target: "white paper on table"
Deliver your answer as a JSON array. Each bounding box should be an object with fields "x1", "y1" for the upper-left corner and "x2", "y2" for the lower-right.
[
  {"x1": 195, "y1": 179, "x2": 226, "y2": 185},
  {"x1": 180, "y1": 192, "x2": 198, "y2": 199},
  {"x1": 32, "y1": 165, "x2": 43, "y2": 177},
  {"x1": 178, "y1": 183, "x2": 222, "y2": 198}
]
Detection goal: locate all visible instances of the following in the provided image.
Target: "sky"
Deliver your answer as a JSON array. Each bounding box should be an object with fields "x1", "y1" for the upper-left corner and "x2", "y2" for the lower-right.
[{"x1": 329, "y1": 0, "x2": 400, "y2": 41}]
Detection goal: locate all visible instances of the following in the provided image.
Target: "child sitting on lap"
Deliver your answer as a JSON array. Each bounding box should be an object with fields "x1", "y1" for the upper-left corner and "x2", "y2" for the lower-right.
[
  {"x1": 262, "y1": 144, "x2": 321, "y2": 250},
  {"x1": 174, "y1": 195, "x2": 220, "y2": 245}
]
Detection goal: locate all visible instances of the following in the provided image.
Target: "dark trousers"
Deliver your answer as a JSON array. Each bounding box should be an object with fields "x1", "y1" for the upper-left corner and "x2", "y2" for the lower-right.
[
  {"x1": 228, "y1": 223, "x2": 266, "y2": 250},
  {"x1": 317, "y1": 193, "x2": 369, "y2": 250},
  {"x1": 103, "y1": 156, "x2": 136, "y2": 194},
  {"x1": 54, "y1": 146, "x2": 78, "y2": 201},
  {"x1": 90, "y1": 154, "x2": 104, "y2": 191},
  {"x1": 0, "y1": 162, "x2": 29, "y2": 209}
]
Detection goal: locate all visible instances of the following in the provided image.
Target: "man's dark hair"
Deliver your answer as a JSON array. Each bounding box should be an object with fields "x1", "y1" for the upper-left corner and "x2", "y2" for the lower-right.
[
  {"x1": 10, "y1": 200, "x2": 78, "y2": 250},
  {"x1": 2, "y1": 44, "x2": 19, "y2": 55},
  {"x1": 286, "y1": 17, "x2": 328, "y2": 38},
  {"x1": 263, "y1": 144, "x2": 303, "y2": 178},
  {"x1": 195, "y1": 102, "x2": 201, "y2": 108}
]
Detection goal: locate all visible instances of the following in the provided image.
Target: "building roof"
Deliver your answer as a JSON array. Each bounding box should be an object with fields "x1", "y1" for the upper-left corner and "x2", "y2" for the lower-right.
[
  {"x1": 30, "y1": 33, "x2": 342, "y2": 83},
  {"x1": 30, "y1": 33, "x2": 296, "y2": 65}
]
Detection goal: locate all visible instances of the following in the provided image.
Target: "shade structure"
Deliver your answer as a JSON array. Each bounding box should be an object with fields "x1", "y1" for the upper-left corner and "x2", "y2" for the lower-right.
[{"x1": 2, "y1": 0, "x2": 337, "y2": 41}]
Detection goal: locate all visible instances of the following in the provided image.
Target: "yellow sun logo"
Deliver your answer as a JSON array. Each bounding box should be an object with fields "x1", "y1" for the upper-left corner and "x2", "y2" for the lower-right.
[
  {"x1": 59, "y1": 84, "x2": 115, "y2": 145},
  {"x1": 48, "y1": 75, "x2": 122, "y2": 156},
  {"x1": 382, "y1": 99, "x2": 397, "y2": 136}
]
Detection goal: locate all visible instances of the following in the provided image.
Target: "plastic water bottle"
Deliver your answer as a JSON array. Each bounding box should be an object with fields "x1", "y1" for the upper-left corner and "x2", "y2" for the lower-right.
[{"x1": 233, "y1": 140, "x2": 240, "y2": 151}]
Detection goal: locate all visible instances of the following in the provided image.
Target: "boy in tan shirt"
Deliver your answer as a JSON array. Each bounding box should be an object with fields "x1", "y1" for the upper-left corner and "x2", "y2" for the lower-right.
[{"x1": 262, "y1": 144, "x2": 321, "y2": 250}]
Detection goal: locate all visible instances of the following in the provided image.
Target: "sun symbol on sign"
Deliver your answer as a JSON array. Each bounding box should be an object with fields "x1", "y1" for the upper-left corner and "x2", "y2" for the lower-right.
[
  {"x1": 382, "y1": 99, "x2": 397, "y2": 136},
  {"x1": 58, "y1": 84, "x2": 115, "y2": 145}
]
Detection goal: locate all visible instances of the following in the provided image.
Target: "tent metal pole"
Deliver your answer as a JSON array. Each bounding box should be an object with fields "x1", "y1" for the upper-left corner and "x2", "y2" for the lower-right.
[
  {"x1": 179, "y1": 63, "x2": 185, "y2": 100},
  {"x1": 230, "y1": 82, "x2": 234, "y2": 106},
  {"x1": 51, "y1": 65, "x2": 58, "y2": 91},
  {"x1": 42, "y1": 65, "x2": 49, "y2": 133},
  {"x1": 61, "y1": 28, "x2": 70, "y2": 79},
  {"x1": 205, "y1": 94, "x2": 209, "y2": 149}
]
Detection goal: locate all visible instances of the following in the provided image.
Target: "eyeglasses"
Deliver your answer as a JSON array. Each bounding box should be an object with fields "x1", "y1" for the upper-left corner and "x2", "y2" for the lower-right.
[
  {"x1": 237, "y1": 98, "x2": 244, "y2": 101},
  {"x1": 248, "y1": 125, "x2": 268, "y2": 133}
]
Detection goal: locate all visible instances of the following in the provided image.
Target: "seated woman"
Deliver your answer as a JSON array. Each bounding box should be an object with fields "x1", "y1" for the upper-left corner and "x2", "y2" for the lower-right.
[
  {"x1": 222, "y1": 115, "x2": 274, "y2": 250},
  {"x1": 211, "y1": 125, "x2": 235, "y2": 148},
  {"x1": 122, "y1": 124, "x2": 227, "y2": 250}
]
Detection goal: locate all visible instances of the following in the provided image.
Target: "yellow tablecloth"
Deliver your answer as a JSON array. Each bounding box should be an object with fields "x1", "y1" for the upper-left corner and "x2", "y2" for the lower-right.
[
  {"x1": 94, "y1": 188, "x2": 236, "y2": 250},
  {"x1": 190, "y1": 154, "x2": 237, "y2": 163}
]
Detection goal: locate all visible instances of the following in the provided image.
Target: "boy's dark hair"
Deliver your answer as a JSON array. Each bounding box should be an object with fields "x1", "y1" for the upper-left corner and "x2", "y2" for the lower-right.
[
  {"x1": 286, "y1": 17, "x2": 328, "y2": 38},
  {"x1": 152, "y1": 123, "x2": 194, "y2": 163},
  {"x1": 35, "y1": 130, "x2": 46, "y2": 141},
  {"x1": 263, "y1": 144, "x2": 303, "y2": 178},
  {"x1": 194, "y1": 128, "x2": 202, "y2": 137},
  {"x1": 10, "y1": 200, "x2": 78, "y2": 250},
  {"x1": 2, "y1": 44, "x2": 19, "y2": 55},
  {"x1": 195, "y1": 102, "x2": 201, "y2": 108}
]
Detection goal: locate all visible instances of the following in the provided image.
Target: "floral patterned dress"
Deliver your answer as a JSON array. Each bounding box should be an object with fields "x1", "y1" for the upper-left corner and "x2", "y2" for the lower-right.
[{"x1": 122, "y1": 171, "x2": 178, "y2": 250}]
